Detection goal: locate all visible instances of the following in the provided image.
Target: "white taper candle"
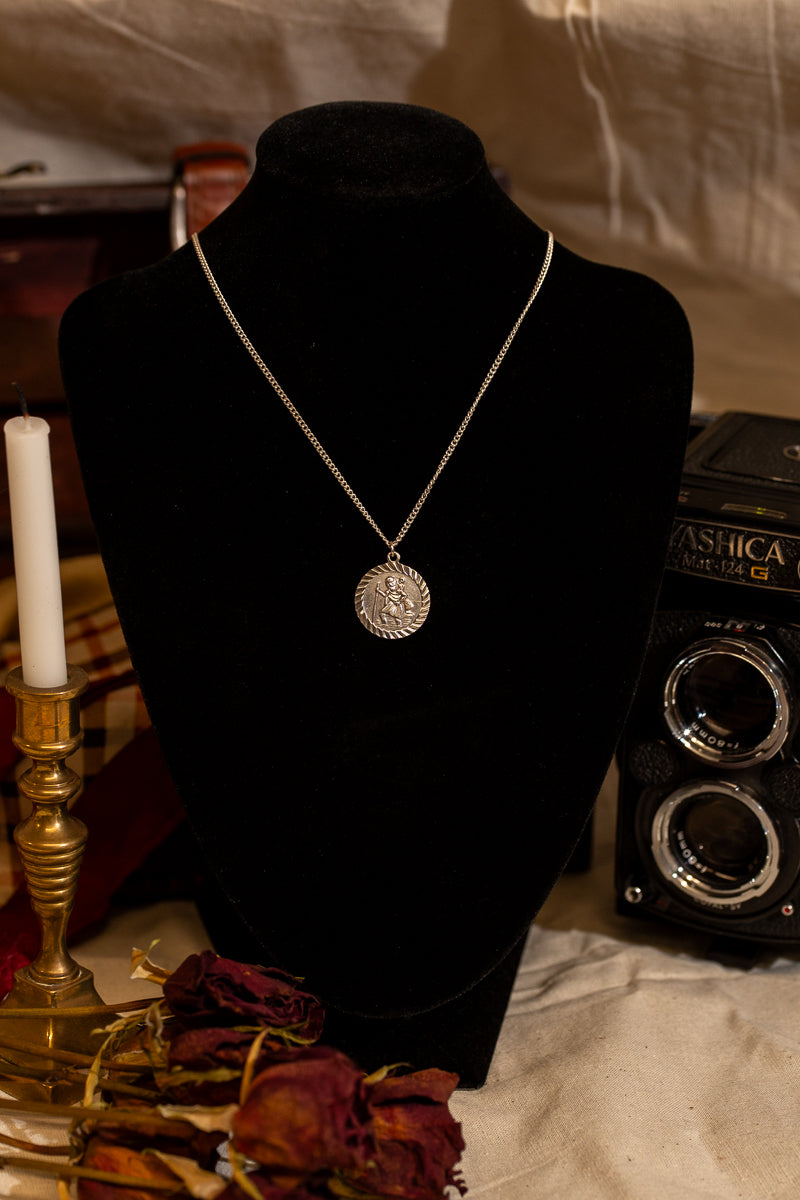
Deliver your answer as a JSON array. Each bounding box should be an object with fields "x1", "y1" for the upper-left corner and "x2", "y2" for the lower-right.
[{"x1": 4, "y1": 414, "x2": 68, "y2": 687}]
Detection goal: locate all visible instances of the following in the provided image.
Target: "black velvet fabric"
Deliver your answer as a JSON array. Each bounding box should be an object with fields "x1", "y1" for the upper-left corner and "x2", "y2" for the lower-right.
[{"x1": 59, "y1": 102, "x2": 693, "y2": 1084}]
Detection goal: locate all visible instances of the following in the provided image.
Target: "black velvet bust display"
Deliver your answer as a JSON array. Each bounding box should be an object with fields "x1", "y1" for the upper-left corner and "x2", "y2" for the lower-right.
[{"x1": 60, "y1": 102, "x2": 693, "y2": 1087}]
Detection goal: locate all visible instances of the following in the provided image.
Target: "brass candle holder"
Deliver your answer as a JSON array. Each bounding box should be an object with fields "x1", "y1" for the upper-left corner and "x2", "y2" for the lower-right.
[{"x1": 0, "y1": 664, "x2": 105, "y2": 1101}]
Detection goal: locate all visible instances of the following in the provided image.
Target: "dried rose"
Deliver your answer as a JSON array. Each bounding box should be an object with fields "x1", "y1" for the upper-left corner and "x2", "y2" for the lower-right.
[
  {"x1": 77, "y1": 1136, "x2": 183, "y2": 1200},
  {"x1": 232, "y1": 1046, "x2": 372, "y2": 1179},
  {"x1": 163, "y1": 952, "x2": 324, "y2": 1042},
  {"x1": 166, "y1": 1026, "x2": 304, "y2": 1105},
  {"x1": 215, "y1": 1175, "x2": 318, "y2": 1200},
  {"x1": 347, "y1": 1068, "x2": 467, "y2": 1199},
  {"x1": 80, "y1": 1107, "x2": 225, "y2": 1170}
]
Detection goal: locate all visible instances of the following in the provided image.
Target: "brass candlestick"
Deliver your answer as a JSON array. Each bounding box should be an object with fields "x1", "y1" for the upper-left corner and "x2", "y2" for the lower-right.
[{"x1": 0, "y1": 664, "x2": 105, "y2": 1102}]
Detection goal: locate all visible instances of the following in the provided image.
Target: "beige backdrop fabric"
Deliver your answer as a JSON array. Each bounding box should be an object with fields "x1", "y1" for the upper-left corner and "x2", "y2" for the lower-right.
[{"x1": 2, "y1": 1, "x2": 800, "y2": 414}]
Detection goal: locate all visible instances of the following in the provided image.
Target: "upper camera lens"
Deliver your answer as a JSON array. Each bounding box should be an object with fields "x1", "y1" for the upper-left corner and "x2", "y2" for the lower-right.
[
  {"x1": 664, "y1": 637, "x2": 791, "y2": 766},
  {"x1": 679, "y1": 654, "x2": 776, "y2": 739}
]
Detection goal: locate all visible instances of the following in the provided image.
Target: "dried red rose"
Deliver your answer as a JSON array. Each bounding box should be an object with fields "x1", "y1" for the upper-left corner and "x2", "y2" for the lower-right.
[
  {"x1": 232, "y1": 1046, "x2": 373, "y2": 1179},
  {"x1": 168, "y1": 1027, "x2": 261, "y2": 1070},
  {"x1": 215, "y1": 1174, "x2": 318, "y2": 1200},
  {"x1": 79, "y1": 1107, "x2": 225, "y2": 1171},
  {"x1": 71, "y1": 952, "x2": 468, "y2": 1200},
  {"x1": 163, "y1": 952, "x2": 324, "y2": 1042},
  {"x1": 166, "y1": 1026, "x2": 304, "y2": 1105},
  {"x1": 77, "y1": 1136, "x2": 182, "y2": 1200},
  {"x1": 348, "y1": 1068, "x2": 467, "y2": 1200}
]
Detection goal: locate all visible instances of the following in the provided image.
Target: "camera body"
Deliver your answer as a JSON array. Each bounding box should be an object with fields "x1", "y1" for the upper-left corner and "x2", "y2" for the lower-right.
[{"x1": 616, "y1": 411, "x2": 800, "y2": 946}]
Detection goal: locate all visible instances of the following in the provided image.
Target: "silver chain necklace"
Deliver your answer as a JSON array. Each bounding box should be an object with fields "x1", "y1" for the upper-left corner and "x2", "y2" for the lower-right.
[{"x1": 192, "y1": 229, "x2": 554, "y2": 639}]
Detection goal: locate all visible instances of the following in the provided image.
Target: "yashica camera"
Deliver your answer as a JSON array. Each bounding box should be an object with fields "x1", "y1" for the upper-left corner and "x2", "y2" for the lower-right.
[{"x1": 616, "y1": 411, "x2": 800, "y2": 949}]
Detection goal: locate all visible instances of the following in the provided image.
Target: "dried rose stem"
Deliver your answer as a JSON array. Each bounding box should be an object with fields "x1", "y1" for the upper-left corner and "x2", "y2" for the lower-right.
[
  {"x1": 0, "y1": 1154, "x2": 185, "y2": 1191},
  {"x1": 0, "y1": 998, "x2": 162, "y2": 1019},
  {"x1": 0, "y1": 1130, "x2": 71, "y2": 1156},
  {"x1": 0, "y1": 1034, "x2": 153, "y2": 1072},
  {"x1": 0, "y1": 1064, "x2": 161, "y2": 1102},
  {"x1": 0, "y1": 1097, "x2": 198, "y2": 1132}
]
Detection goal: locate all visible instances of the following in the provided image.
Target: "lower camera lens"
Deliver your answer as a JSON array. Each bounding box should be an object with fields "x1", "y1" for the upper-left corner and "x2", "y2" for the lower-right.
[
  {"x1": 651, "y1": 780, "x2": 780, "y2": 908},
  {"x1": 681, "y1": 794, "x2": 766, "y2": 882},
  {"x1": 664, "y1": 637, "x2": 790, "y2": 766}
]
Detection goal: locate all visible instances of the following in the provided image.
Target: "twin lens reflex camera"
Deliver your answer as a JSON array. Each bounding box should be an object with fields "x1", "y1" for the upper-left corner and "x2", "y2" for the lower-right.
[{"x1": 616, "y1": 411, "x2": 800, "y2": 950}]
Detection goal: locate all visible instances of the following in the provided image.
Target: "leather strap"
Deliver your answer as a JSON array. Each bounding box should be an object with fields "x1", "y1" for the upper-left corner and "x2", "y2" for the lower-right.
[{"x1": 170, "y1": 141, "x2": 250, "y2": 248}]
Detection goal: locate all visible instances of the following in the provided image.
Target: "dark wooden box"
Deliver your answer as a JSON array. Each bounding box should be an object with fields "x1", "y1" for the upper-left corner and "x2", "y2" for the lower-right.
[{"x1": 0, "y1": 183, "x2": 172, "y2": 575}]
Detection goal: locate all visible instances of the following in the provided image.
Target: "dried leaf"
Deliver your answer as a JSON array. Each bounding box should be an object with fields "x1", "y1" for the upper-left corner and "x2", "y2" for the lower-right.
[
  {"x1": 157, "y1": 1103, "x2": 239, "y2": 1134},
  {"x1": 362, "y1": 1064, "x2": 410, "y2": 1086},
  {"x1": 84, "y1": 1027, "x2": 118, "y2": 1109},
  {"x1": 131, "y1": 944, "x2": 173, "y2": 986},
  {"x1": 239, "y1": 1028, "x2": 270, "y2": 1106},
  {"x1": 111, "y1": 1003, "x2": 170, "y2": 1077},
  {"x1": 151, "y1": 1151, "x2": 227, "y2": 1199},
  {"x1": 145, "y1": 998, "x2": 167, "y2": 1042},
  {"x1": 228, "y1": 1144, "x2": 265, "y2": 1200}
]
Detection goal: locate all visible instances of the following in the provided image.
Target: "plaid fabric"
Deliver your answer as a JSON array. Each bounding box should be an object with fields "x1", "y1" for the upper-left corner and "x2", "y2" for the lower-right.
[{"x1": 0, "y1": 601, "x2": 151, "y2": 906}]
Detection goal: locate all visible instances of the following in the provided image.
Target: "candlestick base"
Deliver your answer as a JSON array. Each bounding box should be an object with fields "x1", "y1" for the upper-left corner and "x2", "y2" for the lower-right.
[
  {"x1": 0, "y1": 665, "x2": 105, "y2": 1103},
  {"x1": 0, "y1": 966, "x2": 104, "y2": 1102}
]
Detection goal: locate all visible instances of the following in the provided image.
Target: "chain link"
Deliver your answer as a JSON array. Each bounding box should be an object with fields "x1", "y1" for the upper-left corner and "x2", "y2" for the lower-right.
[{"x1": 192, "y1": 229, "x2": 554, "y2": 551}]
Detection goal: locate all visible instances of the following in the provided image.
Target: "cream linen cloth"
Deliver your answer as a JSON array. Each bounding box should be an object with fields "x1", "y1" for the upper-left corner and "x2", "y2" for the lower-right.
[
  {"x1": 2, "y1": 768, "x2": 799, "y2": 1199},
  {"x1": 451, "y1": 768, "x2": 800, "y2": 1199},
  {"x1": 2, "y1": 1, "x2": 800, "y2": 414}
]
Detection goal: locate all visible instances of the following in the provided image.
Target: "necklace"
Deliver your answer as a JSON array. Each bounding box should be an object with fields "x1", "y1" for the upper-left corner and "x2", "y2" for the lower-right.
[{"x1": 192, "y1": 229, "x2": 554, "y2": 639}]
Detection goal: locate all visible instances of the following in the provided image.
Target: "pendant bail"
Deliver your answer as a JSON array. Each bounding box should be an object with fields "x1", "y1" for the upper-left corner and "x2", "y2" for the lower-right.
[{"x1": 387, "y1": 549, "x2": 401, "y2": 564}]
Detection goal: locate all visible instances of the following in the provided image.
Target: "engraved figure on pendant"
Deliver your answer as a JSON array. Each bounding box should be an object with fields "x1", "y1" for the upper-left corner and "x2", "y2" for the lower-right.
[{"x1": 374, "y1": 575, "x2": 416, "y2": 628}]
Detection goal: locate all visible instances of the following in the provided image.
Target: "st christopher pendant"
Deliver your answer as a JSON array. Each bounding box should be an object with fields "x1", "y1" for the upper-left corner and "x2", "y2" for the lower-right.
[{"x1": 355, "y1": 552, "x2": 430, "y2": 639}]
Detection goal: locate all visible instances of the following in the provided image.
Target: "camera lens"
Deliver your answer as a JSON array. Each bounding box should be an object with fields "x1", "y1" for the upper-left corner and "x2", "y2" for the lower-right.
[
  {"x1": 680, "y1": 656, "x2": 775, "y2": 738},
  {"x1": 664, "y1": 637, "x2": 791, "y2": 766},
  {"x1": 651, "y1": 780, "x2": 780, "y2": 908},
  {"x1": 681, "y1": 795, "x2": 765, "y2": 881}
]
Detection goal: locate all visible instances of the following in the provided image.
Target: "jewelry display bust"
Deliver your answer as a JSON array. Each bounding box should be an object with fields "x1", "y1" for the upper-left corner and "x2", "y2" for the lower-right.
[{"x1": 60, "y1": 101, "x2": 693, "y2": 1086}]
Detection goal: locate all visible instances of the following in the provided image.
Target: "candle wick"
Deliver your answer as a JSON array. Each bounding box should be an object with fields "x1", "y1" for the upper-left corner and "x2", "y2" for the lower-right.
[{"x1": 12, "y1": 381, "x2": 30, "y2": 419}]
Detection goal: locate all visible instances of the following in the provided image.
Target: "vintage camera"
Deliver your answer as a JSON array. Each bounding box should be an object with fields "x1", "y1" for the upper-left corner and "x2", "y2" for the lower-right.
[{"x1": 616, "y1": 411, "x2": 800, "y2": 949}]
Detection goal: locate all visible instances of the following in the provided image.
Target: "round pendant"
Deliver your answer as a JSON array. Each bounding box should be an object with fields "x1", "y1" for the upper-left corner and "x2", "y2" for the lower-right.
[{"x1": 355, "y1": 555, "x2": 430, "y2": 639}]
